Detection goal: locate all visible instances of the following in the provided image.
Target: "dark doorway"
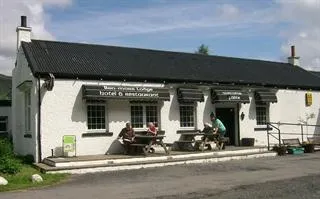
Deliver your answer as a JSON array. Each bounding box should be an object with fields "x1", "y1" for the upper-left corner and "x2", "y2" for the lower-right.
[{"x1": 216, "y1": 108, "x2": 236, "y2": 145}]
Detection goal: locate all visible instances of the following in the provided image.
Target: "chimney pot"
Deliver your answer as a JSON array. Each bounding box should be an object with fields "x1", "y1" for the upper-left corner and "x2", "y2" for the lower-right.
[
  {"x1": 21, "y1": 16, "x2": 27, "y2": 27},
  {"x1": 291, "y1": 45, "x2": 295, "y2": 57}
]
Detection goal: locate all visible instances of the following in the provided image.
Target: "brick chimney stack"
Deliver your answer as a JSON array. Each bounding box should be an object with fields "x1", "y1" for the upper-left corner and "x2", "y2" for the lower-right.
[
  {"x1": 288, "y1": 45, "x2": 300, "y2": 66},
  {"x1": 16, "y1": 16, "x2": 32, "y2": 50}
]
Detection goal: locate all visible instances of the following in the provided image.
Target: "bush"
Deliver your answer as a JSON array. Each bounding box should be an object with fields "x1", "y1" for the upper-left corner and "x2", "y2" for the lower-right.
[
  {"x1": 22, "y1": 154, "x2": 35, "y2": 164},
  {"x1": 0, "y1": 158, "x2": 22, "y2": 174},
  {"x1": 0, "y1": 138, "x2": 14, "y2": 158}
]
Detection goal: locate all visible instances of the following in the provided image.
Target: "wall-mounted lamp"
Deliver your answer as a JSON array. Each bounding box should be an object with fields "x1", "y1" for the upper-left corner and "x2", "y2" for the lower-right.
[{"x1": 241, "y1": 112, "x2": 245, "y2": 121}]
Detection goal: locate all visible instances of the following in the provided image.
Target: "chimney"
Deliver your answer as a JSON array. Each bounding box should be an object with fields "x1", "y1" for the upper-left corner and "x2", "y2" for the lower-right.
[
  {"x1": 288, "y1": 45, "x2": 300, "y2": 66},
  {"x1": 16, "y1": 16, "x2": 32, "y2": 50}
]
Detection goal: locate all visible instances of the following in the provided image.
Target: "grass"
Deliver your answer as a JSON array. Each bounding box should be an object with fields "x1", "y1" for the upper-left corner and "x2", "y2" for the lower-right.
[{"x1": 0, "y1": 163, "x2": 69, "y2": 192}]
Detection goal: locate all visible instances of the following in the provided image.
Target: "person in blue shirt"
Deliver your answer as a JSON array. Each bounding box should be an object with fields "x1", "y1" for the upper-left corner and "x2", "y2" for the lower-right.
[{"x1": 210, "y1": 112, "x2": 226, "y2": 137}]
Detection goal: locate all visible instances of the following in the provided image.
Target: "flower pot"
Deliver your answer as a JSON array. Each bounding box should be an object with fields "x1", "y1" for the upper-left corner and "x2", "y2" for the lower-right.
[
  {"x1": 241, "y1": 138, "x2": 255, "y2": 146},
  {"x1": 272, "y1": 145, "x2": 287, "y2": 156},
  {"x1": 303, "y1": 143, "x2": 314, "y2": 153}
]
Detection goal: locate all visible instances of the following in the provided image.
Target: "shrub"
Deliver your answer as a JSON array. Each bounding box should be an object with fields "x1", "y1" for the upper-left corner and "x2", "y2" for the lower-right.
[
  {"x1": 0, "y1": 138, "x2": 14, "y2": 158},
  {"x1": 0, "y1": 158, "x2": 22, "y2": 174},
  {"x1": 22, "y1": 154, "x2": 35, "y2": 164}
]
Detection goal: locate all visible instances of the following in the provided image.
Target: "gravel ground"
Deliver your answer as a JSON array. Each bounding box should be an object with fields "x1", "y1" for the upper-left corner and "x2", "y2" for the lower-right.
[{"x1": 1, "y1": 153, "x2": 320, "y2": 199}]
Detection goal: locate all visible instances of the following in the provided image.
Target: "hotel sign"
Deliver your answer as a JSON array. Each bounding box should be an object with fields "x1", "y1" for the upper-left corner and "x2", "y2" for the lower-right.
[
  {"x1": 82, "y1": 85, "x2": 170, "y2": 101},
  {"x1": 211, "y1": 89, "x2": 250, "y2": 103}
]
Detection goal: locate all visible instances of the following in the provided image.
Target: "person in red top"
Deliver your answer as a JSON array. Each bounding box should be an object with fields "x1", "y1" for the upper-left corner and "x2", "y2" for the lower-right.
[
  {"x1": 147, "y1": 122, "x2": 157, "y2": 136},
  {"x1": 146, "y1": 122, "x2": 157, "y2": 153}
]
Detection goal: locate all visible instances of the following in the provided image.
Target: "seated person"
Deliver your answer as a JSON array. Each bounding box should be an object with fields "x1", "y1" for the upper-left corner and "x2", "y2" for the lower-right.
[
  {"x1": 147, "y1": 122, "x2": 157, "y2": 136},
  {"x1": 117, "y1": 122, "x2": 135, "y2": 155},
  {"x1": 201, "y1": 123, "x2": 218, "y2": 150},
  {"x1": 146, "y1": 122, "x2": 157, "y2": 153}
]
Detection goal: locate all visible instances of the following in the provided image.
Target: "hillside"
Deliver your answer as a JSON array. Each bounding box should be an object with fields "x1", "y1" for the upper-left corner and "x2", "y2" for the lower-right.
[{"x1": 0, "y1": 74, "x2": 12, "y2": 100}]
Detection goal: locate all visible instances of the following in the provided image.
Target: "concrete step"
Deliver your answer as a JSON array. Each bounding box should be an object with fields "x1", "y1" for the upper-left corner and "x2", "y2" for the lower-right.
[{"x1": 36, "y1": 148, "x2": 277, "y2": 174}]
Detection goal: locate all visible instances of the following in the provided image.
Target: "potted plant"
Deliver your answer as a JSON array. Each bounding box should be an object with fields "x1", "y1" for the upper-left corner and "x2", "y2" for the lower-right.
[
  {"x1": 302, "y1": 141, "x2": 315, "y2": 153},
  {"x1": 272, "y1": 145, "x2": 287, "y2": 156}
]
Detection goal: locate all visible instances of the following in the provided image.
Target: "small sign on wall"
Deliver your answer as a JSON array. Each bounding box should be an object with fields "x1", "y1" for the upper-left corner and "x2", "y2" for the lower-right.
[
  {"x1": 63, "y1": 135, "x2": 76, "y2": 157},
  {"x1": 305, "y1": 92, "x2": 312, "y2": 106}
]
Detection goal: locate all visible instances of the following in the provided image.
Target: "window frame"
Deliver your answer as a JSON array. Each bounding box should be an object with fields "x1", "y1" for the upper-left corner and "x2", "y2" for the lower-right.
[
  {"x1": 0, "y1": 116, "x2": 8, "y2": 133},
  {"x1": 86, "y1": 101, "x2": 107, "y2": 132},
  {"x1": 255, "y1": 103, "x2": 269, "y2": 125},
  {"x1": 130, "y1": 103, "x2": 160, "y2": 130},
  {"x1": 179, "y1": 103, "x2": 196, "y2": 129},
  {"x1": 25, "y1": 89, "x2": 31, "y2": 133}
]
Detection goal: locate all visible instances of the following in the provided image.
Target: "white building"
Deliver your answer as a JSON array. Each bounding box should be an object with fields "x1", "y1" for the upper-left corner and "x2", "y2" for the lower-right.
[{"x1": 12, "y1": 16, "x2": 320, "y2": 163}]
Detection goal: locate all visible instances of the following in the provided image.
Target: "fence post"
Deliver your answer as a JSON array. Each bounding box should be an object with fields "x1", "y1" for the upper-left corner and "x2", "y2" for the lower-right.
[
  {"x1": 267, "y1": 123, "x2": 270, "y2": 150},
  {"x1": 301, "y1": 124, "x2": 304, "y2": 142},
  {"x1": 278, "y1": 127, "x2": 281, "y2": 146}
]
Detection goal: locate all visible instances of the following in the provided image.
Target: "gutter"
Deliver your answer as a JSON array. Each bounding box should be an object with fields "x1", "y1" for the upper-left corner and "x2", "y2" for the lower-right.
[{"x1": 37, "y1": 76, "x2": 42, "y2": 162}]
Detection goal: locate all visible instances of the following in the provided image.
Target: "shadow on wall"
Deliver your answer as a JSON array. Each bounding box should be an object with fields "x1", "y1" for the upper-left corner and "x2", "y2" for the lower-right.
[
  {"x1": 106, "y1": 139, "x2": 124, "y2": 154},
  {"x1": 71, "y1": 89, "x2": 86, "y2": 122},
  {"x1": 168, "y1": 91, "x2": 179, "y2": 122},
  {"x1": 314, "y1": 108, "x2": 320, "y2": 135},
  {"x1": 248, "y1": 99, "x2": 256, "y2": 120}
]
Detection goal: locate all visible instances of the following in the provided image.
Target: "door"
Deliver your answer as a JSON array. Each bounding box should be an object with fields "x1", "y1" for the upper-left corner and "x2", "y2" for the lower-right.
[{"x1": 216, "y1": 108, "x2": 236, "y2": 145}]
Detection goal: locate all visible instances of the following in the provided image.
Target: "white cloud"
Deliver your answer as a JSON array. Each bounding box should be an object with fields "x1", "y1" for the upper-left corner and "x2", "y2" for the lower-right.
[
  {"x1": 277, "y1": 0, "x2": 320, "y2": 70},
  {"x1": 0, "y1": 0, "x2": 72, "y2": 76}
]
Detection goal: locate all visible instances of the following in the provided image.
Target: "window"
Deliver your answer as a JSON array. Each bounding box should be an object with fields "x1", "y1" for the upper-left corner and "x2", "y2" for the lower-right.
[
  {"x1": 256, "y1": 104, "x2": 269, "y2": 125},
  {"x1": 179, "y1": 104, "x2": 195, "y2": 128},
  {"x1": 130, "y1": 104, "x2": 159, "y2": 128},
  {"x1": 25, "y1": 90, "x2": 31, "y2": 132},
  {"x1": 87, "y1": 102, "x2": 106, "y2": 130},
  {"x1": 0, "y1": 116, "x2": 8, "y2": 133}
]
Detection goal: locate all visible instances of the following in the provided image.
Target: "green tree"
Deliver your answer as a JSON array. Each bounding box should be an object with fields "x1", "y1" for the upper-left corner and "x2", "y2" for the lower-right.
[{"x1": 195, "y1": 44, "x2": 209, "y2": 55}]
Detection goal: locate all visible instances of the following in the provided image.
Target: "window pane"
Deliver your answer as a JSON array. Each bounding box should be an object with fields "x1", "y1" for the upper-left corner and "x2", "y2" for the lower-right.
[
  {"x1": 146, "y1": 106, "x2": 158, "y2": 127},
  {"x1": 179, "y1": 105, "x2": 195, "y2": 127},
  {"x1": 87, "y1": 104, "x2": 106, "y2": 130},
  {"x1": 131, "y1": 106, "x2": 143, "y2": 128},
  {"x1": 256, "y1": 106, "x2": 267, "y2": 125},
  {"x1": 0, "y1": 117, "x2": 7, "y2": 132}
]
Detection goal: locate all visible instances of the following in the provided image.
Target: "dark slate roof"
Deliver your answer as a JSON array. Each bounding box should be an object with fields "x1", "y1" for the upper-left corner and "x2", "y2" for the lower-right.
[
  {"x1": 310, "y1": 71, "x2": 320, "y2": 77},
  {"x1": 22, "y1": 39, "x2": 320, "y2": 90}
]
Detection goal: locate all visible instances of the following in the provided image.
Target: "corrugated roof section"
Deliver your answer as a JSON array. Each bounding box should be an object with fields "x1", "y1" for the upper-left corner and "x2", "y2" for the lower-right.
[{"x1": 22, "y1": 39, "x2": 320, "y2": 90}]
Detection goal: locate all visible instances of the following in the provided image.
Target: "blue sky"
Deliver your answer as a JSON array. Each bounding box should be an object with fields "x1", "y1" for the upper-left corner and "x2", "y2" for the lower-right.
[
  {"x1": 44, "y1": 0, "x2": 285, "y2": 60},
  {"x1": 1, "y1": 0, "x2": 320, "y2": 75}
]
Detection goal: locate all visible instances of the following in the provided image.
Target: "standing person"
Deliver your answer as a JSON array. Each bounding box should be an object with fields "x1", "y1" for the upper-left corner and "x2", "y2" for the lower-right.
[
  {"x1": 117, "y1": 122, "x2": 135, "y2": 155},
  {"x1": 210, "y1": 112, "x2": 226, "y2": 149}
]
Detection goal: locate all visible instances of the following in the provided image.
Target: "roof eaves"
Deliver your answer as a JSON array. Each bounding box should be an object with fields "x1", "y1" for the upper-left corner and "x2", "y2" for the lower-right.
[{"x1": 21, "y1": 41, "x2": 38, "y2": 76}]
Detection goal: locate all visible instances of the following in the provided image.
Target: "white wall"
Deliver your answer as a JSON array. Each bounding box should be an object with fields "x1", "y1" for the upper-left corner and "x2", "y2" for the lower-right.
[
  {"x1": 12, "y1": 47, "x2": 38, "y2": 160},
  {"x1": 240, "y1": 90, "x2": 320, "y2": 146}
]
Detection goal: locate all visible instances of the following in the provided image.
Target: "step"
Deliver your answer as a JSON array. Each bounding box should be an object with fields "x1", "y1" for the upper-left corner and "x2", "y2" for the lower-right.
[
  {"x1": 36, "y1": 150, "x2": 277, "y2": 174},
  {"x1": 43, "y1": 147, "x2": 269, "y2": 168}
]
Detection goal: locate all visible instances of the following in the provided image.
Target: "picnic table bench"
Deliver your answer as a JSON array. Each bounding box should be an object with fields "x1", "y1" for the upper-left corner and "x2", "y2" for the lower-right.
[
  {"x1": 131, "y1": 130, "x2": 170, "y2": 156},
  {"x1": 174, "y1": 130, "x2": 229, "y2": 151},
  {"x1": 174, "y1": 130, "x2": 203, "y2": 151}
]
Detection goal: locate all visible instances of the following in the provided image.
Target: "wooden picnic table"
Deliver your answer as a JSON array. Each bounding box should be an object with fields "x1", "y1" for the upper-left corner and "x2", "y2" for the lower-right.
[{"x1": 133, "y1": 134, "x2": 169, "y2": 156}]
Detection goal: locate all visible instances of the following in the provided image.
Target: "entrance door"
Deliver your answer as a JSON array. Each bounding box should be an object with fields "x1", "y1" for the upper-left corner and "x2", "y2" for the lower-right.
[{"x1": 216, "y1": 108, "x2": 236, "y2": 145}]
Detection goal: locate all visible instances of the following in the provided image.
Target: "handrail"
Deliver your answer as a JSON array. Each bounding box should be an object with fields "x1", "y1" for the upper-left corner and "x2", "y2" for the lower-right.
[
  {"x1": 266, "y1": 121, "x2": 320, "y2": 151},
  {"x1": 267, "y1": 122, "x2": 281, "y2": 150}
]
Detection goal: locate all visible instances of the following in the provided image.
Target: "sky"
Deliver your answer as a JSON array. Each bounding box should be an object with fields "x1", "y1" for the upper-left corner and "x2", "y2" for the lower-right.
[{"x1": 0, "y1": 0, "x2": 320, "y2": 76}]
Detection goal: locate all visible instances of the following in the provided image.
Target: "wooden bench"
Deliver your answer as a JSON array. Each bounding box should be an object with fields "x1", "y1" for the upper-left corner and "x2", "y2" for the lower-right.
[
  {"x1": 282, "y1": 138, "x2": 301, "y2": 147},
  {"x1": 307, "y1": 136, "x2": 320, "y2": 145}
]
